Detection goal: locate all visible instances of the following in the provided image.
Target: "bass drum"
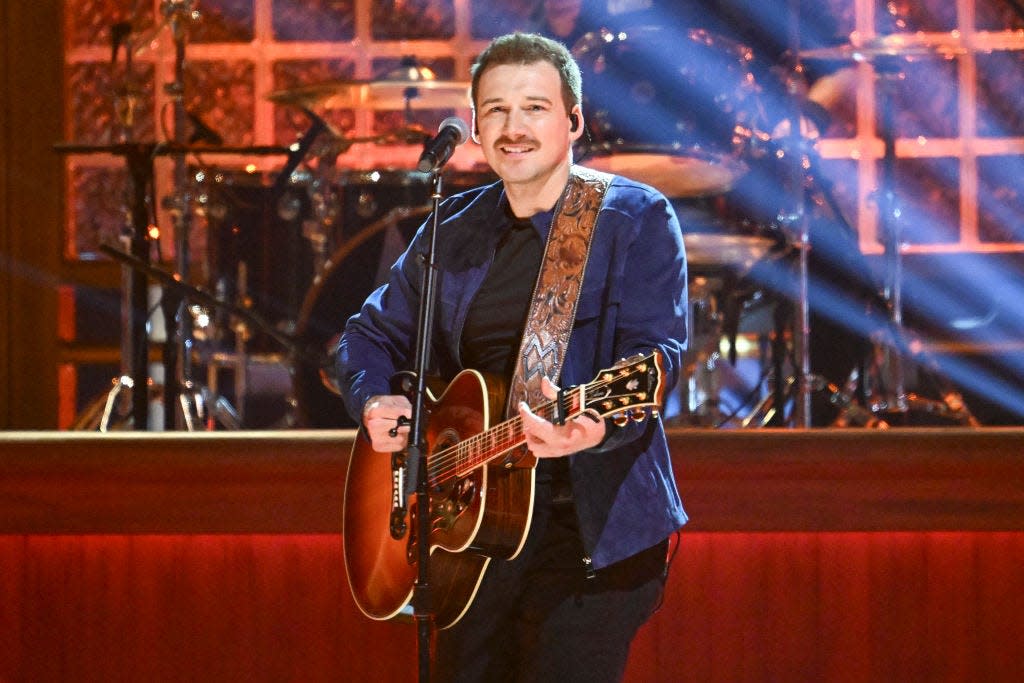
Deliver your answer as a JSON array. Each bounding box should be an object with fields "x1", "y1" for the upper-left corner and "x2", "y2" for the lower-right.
[
  {"x1": 572, "y1": 25, "x2": 767, "y2": 198},
  {"x1": 292, "y1": 205, "x2": 432, "y2": 428},
  {"x1": 293, "y1": 169, "x2": 496, "y2": 428}
]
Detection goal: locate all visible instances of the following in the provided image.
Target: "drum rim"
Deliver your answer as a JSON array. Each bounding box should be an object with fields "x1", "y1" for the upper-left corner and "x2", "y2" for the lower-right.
[
  {"x1": 576, "y1": 142, "x2": 748, "y2": 166},
  {"x1": 335, "y1": 168, "x2": 432, "y2": 185},
  {"x1": 572, "y1": 25, "x2": 756, "y2": 63},
  {"x1": 290, "y1": 203, "x2": 433, "y2": 427},
  {"x1": 295, "y1": 203, "x2": 434, "y2": 335},
  {"x1": 334, "y1": 168, "x2": 498, "y2": 186}
]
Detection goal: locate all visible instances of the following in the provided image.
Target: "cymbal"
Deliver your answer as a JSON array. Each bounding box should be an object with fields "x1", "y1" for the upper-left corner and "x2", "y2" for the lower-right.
[
  {"x1": 799, "y1": 34, "x2": 965, "y2": 63},
  {"x1": 269, "y1": 78, "x2": 470, "y2": 110},
  {"x1": 319, "y1": 125, "x2": 432, "y2": 151}
]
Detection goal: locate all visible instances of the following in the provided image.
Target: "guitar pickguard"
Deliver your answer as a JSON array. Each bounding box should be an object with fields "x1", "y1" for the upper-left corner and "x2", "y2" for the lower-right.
[{"x1": 406, "y1": 427, "x2": 480, "y2": 563}]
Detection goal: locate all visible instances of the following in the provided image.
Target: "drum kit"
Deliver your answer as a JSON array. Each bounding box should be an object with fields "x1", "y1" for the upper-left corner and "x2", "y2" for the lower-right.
[
  {"x1": 72, "y1": 8, "x2": 977, "y2": 430},
  {"x1": 568, "y1": 23, "x2": 976, "y2": 428}
]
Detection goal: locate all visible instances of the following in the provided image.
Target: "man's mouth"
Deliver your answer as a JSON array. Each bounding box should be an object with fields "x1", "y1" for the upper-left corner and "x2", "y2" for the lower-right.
[{"x1": 497, "y1": 140, "x2": 536, "y2": 155}]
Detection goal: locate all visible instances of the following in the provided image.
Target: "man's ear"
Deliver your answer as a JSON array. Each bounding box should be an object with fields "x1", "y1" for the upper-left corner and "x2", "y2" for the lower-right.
[{"x1": 569, "y1": 105, "x2": 584, "y2": 141}]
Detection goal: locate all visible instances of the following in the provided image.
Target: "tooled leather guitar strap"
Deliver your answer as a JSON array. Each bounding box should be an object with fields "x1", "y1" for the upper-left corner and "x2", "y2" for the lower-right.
[{"x1": 504, "y1": 165, "x2": 612, "y2": 466}]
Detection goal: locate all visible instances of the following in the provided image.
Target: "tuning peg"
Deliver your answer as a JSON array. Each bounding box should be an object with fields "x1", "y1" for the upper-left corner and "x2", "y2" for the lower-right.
[
  {"x1": 611, "y1": 413, "x2": 629, "y2": 427},
  {"x1": 629, "y1": 407, "x2": 646, "y2": 422}
]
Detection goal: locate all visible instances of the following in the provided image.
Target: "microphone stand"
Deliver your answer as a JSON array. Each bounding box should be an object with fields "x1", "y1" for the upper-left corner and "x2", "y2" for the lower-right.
[{"x1": 403, "y1": 171, "x2": 445, "y2": 682}]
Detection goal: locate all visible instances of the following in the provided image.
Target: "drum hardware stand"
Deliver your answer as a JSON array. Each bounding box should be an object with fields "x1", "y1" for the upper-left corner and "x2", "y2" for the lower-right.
[
  {"x1": 782, "y1": 3, "x2": 815, "y2": 428},
  {"x1": 737, "y1": 294, "x2": 798, "y2": 428},
  {"x1": 679, "y1": 277, "x2": 726, "y2": 425},
  {"x1": 744, "y1": 2, "x2": 818, "y2": 428},
  {"x1": 98, "y1": 243, "x2": 328, "y2": 420},
  {"x1": 64, "y1": 9, "x2": 300, "y2": 429},
  {"x1": 774, "y1": 54, "x2": 816, "y2": 427},
  {"x1": 747, "y1": 1, "x2": 883, "y2": 427},
  {"x1": 869, "y1": 55, "x2": 912, "y2": 419},
  {"x1": 59, "y1": 21, "x2": 162, "y2": 430},
  {"x1": 863, "y1": 55, "x2": 976, "y2": 425},
  {"x1": 53, "y1": 141, "x2": 244, "y2": 431},
  {"x1": 771, "y1": 45, "x2": 976, "y2": 427},
  {"x1": 53, "y1": 140, "x2": 163, "y2": 429},
  {"x1": 305, "y1": 166, "x2": 340, "y2": 278},
  {"x1": 156, "y1": 0, "x2": 227, "y2": 429},
  {"x1": 736, "y1": 126, "x2": 867, "y2": 426}
]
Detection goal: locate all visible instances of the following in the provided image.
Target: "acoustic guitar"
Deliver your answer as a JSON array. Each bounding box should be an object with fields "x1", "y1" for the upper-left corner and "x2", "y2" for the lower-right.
[{"x1": 342, "y1": 350, "x2": 665, "y2": 628}]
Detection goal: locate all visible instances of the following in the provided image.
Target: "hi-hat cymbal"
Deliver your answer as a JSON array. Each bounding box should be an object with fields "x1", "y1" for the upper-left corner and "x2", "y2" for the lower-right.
[
  {"x1": 799, "y1": 34, "x2": 965, "y2": 63},
  {"x1": 269, "y1": 78, "x2": 470, "y2": 110}
]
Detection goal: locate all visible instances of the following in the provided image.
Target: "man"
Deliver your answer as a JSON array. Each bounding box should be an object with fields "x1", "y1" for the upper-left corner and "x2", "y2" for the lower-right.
[{"x1": 337, "y1": 32, "x2": 687, "y2": 682}]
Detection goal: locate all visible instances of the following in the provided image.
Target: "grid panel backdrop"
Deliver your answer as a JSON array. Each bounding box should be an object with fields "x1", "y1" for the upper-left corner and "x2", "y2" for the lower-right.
[{"x1": 58, "y1": 0, "x2": 1024, "y2": 426}]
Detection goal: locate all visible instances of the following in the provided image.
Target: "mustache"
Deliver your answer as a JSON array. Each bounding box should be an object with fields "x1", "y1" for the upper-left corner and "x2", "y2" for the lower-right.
[{"x1": 494, "y1": 136, "x2": 539, "y2": 147}]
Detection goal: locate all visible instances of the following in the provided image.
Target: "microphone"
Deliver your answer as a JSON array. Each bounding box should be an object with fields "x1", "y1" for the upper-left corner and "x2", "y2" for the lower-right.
[{"x1": 416, "y1": 117, "x2": 469, "y2": 173}]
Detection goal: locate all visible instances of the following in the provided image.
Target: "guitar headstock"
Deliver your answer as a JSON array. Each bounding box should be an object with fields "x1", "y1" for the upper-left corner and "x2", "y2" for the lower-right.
[{"x1": 582, "y1": 350, "x2": 665, "y2": 425}]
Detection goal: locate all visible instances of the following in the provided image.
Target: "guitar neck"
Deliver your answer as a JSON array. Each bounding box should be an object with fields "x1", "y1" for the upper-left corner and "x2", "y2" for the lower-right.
[{"x1": 424, "y1": 350, "x2": 662, "y2": 488}]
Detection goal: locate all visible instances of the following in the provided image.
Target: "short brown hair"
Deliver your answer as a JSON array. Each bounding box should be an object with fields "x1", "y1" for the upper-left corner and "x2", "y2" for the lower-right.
[{"x1": 470, "y1": 32, "x2": 582, "y2": 115}]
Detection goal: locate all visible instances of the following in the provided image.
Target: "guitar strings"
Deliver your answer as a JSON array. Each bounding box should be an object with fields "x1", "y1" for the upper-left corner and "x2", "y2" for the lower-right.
[
  {"x1": 424, "y1": 370, "x2": 647, "y2": 486},
  {"x1": 424, "y1": 354, "x2": 658, "y2": 484}
]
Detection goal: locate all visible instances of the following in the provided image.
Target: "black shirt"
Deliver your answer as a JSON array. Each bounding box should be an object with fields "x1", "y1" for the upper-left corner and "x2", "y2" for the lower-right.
[
  {"x1": 459, "y1": 217, "x2": 542, "y2": 380},
  {"x1": 458, "y1": 214, "x2": 572, "y2": 501}
]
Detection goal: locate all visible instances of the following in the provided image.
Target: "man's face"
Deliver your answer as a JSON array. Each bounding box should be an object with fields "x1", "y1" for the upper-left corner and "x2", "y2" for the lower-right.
[{"x1": 474, "y1": 60, "x2": 581, "y2": 192}]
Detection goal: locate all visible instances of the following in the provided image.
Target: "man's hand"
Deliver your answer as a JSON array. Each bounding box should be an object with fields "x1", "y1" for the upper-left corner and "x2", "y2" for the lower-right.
[
  {"x1": 518, "y1": 377, "x2": 606, "y2": 458},
  {"x1": 362, "y1": 394, "x2": 412, "y2": 452}
]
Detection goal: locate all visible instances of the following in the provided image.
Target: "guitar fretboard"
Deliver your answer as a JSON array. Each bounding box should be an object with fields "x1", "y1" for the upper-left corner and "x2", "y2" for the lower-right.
[
  {"x1": 426, "y1": 388, "x2": 583, "y2": 486},
  {"x1": 422, "y1": 351, "x2": 660, "y2": 487}
]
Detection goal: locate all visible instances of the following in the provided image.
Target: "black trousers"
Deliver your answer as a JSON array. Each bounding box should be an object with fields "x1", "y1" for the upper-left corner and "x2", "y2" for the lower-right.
[{"x1": 433, "y1": 480, "x2": 669, "y2": 683}]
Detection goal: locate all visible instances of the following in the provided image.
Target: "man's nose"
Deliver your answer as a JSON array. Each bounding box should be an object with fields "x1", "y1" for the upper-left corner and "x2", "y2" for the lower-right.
[{"x1": 502, "y1": 109, "x2": 527, "y2": 135}]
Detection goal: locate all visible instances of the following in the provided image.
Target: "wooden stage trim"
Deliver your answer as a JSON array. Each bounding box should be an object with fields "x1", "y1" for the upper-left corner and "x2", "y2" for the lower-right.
[{"x1": 1, "y1": 428, "x2": 1023, "y2": 534}]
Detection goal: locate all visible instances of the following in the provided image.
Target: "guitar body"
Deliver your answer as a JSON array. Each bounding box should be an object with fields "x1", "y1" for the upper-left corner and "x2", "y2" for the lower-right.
[
  {"x1": 343, "y1": 351, "x2": 665, "y2": 629},
  {"x1": 343, "y1": 369, "x2": 534, "y2": 629}
]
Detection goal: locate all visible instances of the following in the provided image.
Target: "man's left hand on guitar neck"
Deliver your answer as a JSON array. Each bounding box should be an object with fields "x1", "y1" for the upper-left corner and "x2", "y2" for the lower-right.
[{"x1": 518, "y1": 376, "x2": 606, "y2": 458}]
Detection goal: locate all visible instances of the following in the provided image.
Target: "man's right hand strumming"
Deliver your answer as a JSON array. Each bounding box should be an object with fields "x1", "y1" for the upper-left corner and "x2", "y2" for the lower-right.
[{"x1": 362, "y1": 395, "x2": 412, "y2": 452}]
